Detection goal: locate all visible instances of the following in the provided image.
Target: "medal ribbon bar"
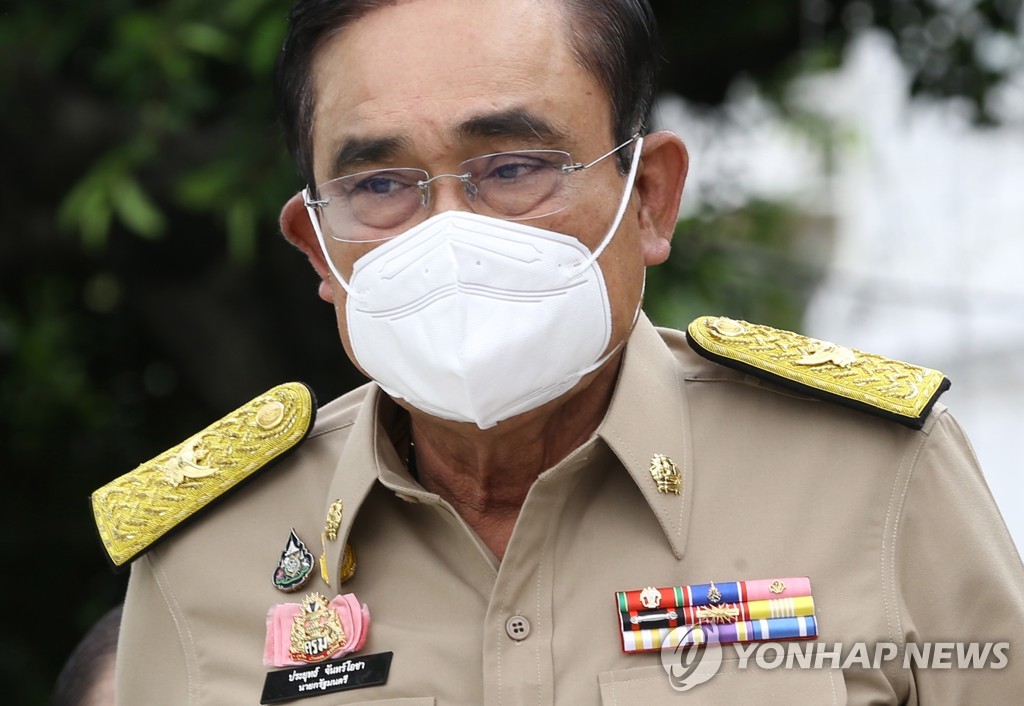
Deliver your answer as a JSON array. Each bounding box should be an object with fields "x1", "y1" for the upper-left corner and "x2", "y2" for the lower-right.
[
  {"x1": 617, "y1": 577, "x2": 812, "y2": 613},
  {"x1": 621, "y1": 615, "x2": 819, "y2": 653}
]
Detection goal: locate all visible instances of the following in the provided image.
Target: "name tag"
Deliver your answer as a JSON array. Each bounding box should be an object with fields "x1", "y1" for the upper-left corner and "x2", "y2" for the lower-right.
[{"x1": 260, "y1": 651, "x2": 393, "y2": 703}]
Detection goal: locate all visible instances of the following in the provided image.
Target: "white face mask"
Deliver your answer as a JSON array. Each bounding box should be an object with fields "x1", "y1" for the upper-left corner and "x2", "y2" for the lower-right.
[{"x1": 309, "y1": 136, "x2": 644, "y2": 429}]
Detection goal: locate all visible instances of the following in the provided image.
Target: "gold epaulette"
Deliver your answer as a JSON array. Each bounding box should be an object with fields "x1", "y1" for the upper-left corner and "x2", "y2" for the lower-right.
[
  {"x1": 687, "y1": 317, "x2": 950, "y2": 429},
  {"x1": 91, "y1": 382, "x2": 316, "y2": 570}
]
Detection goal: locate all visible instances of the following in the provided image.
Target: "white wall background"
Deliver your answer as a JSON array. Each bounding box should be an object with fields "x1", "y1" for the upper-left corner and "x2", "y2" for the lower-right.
[{"x1": 655, "y1": 31, "x2": 1024, "y2": 552}]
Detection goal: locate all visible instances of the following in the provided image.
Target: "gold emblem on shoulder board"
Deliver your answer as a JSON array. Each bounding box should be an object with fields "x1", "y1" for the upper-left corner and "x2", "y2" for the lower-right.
[
  {"x1": 162, "y1": 438, "x2": 218, "y2": 486},
  {"x1": 709, "y1": 317, "x2": 747, "y2": 337},
  {"x1": 649, "y1": 454, "x2": 682, "y2": 495},
  {"x1": 256, "y1": 400, "x2": 286, "y2": 430},
  {"x1": 639, "y1": 586, "x2": 662, "y2": 609},
  {"x1": 796, "y1": 341, "x2": 858, "y2": 368}
]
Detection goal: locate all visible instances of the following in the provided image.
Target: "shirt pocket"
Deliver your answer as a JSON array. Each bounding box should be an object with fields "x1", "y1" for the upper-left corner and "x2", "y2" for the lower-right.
[{"x1": 598, "y1": 660, "x2": 847, "y2": 704}]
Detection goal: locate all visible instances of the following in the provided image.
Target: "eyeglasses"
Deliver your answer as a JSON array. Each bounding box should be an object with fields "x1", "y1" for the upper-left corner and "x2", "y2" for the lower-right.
[{"x1": 304, "y1": 135, "x2": 639, "y2": 243}]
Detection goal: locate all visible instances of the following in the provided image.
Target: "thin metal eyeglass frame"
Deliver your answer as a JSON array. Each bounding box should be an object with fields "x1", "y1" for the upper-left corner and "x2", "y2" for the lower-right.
[
  {"x1": 304, "y1": 134, "x2": 640, "y2": 240},
  {"x1": 306, "y1": 134, "x2": 639, "y2": 208},
  {"x1": 410, "y1": 133, "x2": 640, "y2": 200}
]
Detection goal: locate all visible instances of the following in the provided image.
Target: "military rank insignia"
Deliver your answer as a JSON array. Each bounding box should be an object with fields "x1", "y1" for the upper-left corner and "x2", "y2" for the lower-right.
[
  {"x1": 686, "y1": 316, "x2": 950, "y2": 429},
  {"x1": 649, "y1": 454, "x2": 682, "y2": 495},
  {"x1": 92, "y1": 382, "x2": 316, "y2": 569},
  {"x1": 616, "y1": 577, "x2": 818, "y2": 653}
]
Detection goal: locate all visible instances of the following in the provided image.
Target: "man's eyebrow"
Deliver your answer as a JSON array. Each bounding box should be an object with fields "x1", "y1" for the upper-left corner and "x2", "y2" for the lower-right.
[
  {"x1": 457, "y1": 108, "x2": 568, "y2": 144},
  {"x1": 327, "y1": 110, "x2": 564, "y2": 178},
  {"x1": 330, "y1": 135, "x2": 410, "y2": 178}
]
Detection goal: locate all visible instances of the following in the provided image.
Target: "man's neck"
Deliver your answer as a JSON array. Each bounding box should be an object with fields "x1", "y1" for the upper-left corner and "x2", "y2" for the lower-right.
[{"x1": 406, "y1": 354, "x2": 622, "y2": 560}]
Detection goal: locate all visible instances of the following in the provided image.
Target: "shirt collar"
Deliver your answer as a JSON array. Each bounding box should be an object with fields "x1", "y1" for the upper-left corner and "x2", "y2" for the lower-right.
[
  {"x1": 598, "y1": 313, "x2": 694, "y2": 559},
  {"x1": 321, "y1": 313, "x2": 694, "y2": 588},
  {"x1": 319, "y1": 385, "x2": 397, "y2": 594}
]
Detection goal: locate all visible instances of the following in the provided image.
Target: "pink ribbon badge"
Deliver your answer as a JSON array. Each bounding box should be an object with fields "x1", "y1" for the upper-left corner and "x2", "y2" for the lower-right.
[{"x1": 264, "y1": 592, "x2": 370, "y2": 668}]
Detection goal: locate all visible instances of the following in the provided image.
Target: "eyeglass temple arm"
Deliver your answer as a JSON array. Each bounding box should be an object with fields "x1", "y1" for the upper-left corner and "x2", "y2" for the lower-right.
[
  {"x1": 561, "y1": 133, "x2": 641, "y2": 173},
  {"x1": 303, "y1": 187, "x2": 329, "y2": 208}
]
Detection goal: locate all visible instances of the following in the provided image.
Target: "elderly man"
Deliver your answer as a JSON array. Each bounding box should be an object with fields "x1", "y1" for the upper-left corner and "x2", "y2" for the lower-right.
[{"x1": 93, "y1": 0, "x2": 1024, "y2": 703}]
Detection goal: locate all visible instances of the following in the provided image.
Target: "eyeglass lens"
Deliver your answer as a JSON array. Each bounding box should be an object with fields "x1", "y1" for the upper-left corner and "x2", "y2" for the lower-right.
[{"x1": 317, "y1": 149, "x2": 573, "y2": 241}]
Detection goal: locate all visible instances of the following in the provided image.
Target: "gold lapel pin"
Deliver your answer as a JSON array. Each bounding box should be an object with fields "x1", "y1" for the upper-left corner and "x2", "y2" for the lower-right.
[
  {"x1": 324, "y1": 499, "x2": 344, "y2": 541},
  {"x1": 319, "y1": 499, "x2": 347, "y2": 585},
  {"x1": 649, "y1": 454, "x2": 682, "y2": 495}
]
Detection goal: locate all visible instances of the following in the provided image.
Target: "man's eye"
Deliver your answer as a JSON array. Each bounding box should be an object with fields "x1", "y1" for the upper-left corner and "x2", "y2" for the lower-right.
[
  {"x1": 353, "y1": 175, "x2": 410, "y2": 195},
  {"x1": 484, "y1": 156, "x2": 551, "y2": 181},
  {"x1": 493, "y1": 162, "x2": 536, "y2": 179}
]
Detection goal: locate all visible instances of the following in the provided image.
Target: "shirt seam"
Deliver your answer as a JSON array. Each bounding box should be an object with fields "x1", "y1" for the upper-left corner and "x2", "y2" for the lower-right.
[
  {"x1": 306, "y1": 418, "x2": 356, "y2": 440},
  {"x1": 881, "y1": 421, "x2": 931, "y2": 685},
  {"x1": 148, "y1": 551, "x2": 199, "y2": 705}
]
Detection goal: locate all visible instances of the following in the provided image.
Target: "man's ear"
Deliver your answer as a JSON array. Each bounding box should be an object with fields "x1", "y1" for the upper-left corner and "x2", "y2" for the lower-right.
[
  {"x1": 633, "y1": 131, "x2": 688, "y2": 266},
  {"x1": 280, "y1": 191, "x2": 335, "y2": 303}
]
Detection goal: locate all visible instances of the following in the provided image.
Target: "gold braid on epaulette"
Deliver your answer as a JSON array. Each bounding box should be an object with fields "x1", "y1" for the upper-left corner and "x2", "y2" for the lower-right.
[
  {"x1": 91, "y1": 382, "x2": 316, "y2": 570},
  {"x1": 686, "y1": 317, "x2": 950, "y2": 429}
]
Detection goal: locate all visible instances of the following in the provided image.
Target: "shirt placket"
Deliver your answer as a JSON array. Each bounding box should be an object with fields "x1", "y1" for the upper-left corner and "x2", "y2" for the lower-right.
[{"x1": 482, "y1": 449, "x2": 594, "y2": 706}]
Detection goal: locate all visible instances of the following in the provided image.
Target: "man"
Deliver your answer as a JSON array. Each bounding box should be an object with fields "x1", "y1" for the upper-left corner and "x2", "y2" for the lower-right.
[
  {"x1": 92, "y1": 0, "x2": 1024, "y2": 703},
  {"x1": 52, "y1": 605, "x2": 120, "y2": 706}
]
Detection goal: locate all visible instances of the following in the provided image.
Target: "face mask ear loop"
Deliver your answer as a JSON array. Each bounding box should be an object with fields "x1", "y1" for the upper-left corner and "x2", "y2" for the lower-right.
[
  {"x1": 303, "y1": 187, "x2": 355, "y2": 296},
  {"x1": 581, "y1": 135, "x2": 645, "y2": 269},
  {"x1": 570, "y1": 258, "x2": 649, "y2": 384}
]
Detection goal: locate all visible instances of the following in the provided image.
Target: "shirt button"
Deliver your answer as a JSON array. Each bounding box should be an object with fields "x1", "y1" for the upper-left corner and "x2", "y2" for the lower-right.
[{"x1": 505, "y1": 615, "x2": 531, "y2": 641}]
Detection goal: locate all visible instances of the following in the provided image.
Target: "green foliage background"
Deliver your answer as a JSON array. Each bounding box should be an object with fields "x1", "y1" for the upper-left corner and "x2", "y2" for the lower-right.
[{"x1": 1, "y1": 1, "x2": 1019, "y2": 703}]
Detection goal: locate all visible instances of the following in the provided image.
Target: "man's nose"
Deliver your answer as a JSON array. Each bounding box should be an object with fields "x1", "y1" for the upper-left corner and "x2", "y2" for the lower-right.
[{"x1": 422, "y1": 173, "x2": 477, "y2": 214}]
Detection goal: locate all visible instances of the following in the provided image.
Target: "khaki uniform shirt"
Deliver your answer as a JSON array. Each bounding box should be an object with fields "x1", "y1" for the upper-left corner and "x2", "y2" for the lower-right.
[{"x1": 116, "y1": 316, "x2": 1024, "y2": 704}]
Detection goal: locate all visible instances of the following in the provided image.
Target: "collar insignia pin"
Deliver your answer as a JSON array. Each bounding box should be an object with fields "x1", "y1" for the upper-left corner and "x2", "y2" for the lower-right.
[
  {"x1": 273, "y1": 529, "x2": 315, "y2": 592},
  {"x1": 319, "y1": 499, "x2": 346, "y2": 585},
  {"x1": 324, "y1": 499, "x2": 344, "y2": 542},
  {"x1": 649, "y1": 454, "x2": 682, "y2": 495},
  {"x1": 319, "y1": 537, "x2": 330, "y2": 584},
  {"x1": 339, "y1": 543, "x2": 357, "y2": 584}
]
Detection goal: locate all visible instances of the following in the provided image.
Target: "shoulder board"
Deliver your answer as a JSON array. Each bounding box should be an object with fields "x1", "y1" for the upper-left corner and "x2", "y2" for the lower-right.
[
  {"x1": 686, "y1": 316, "x2": 950, "y2": 430},
  {"x1": 91, "y1": 382, "x2": 316, "y2": 571}
]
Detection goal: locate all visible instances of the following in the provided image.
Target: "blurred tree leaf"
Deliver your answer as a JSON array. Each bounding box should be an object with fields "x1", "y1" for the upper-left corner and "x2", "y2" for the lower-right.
[
  {"x1": 111, "y1": 176, "x2": 166, "y2": 240},
  {"x1": 645, "y1": 199, "x2": 827, "y2": 332},
  {"x1": 177, "y1": 23, "x2": 238, "y2": 61}
]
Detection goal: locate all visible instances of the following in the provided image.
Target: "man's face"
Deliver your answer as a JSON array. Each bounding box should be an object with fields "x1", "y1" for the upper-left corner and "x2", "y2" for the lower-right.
[{"x1": 309, "y1": 0, "x2": 652, "y2": 410}]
